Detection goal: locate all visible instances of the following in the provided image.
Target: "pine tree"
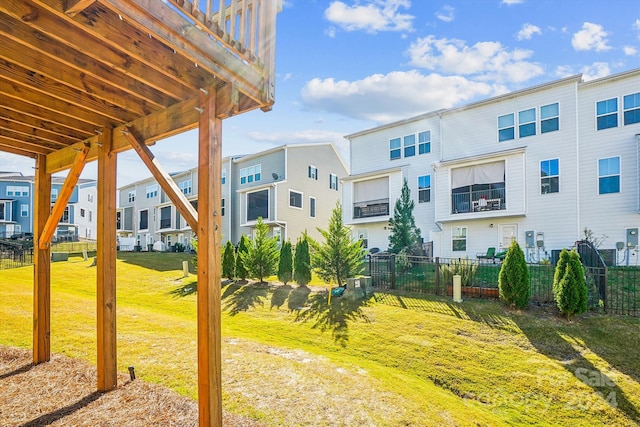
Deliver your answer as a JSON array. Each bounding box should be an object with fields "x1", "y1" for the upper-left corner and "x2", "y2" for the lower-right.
[
  {"x1": 240, "y1": 217, "x2": 279, "y2": 283},
  {"x1": 498, "y1": 240, "x2": 530, "y2": 309},
  {"x1": 222, "y1": 240, "x2": 235, "y2": 280},
  {"x1": 553, "y1": 248, "x2": 570, "y2": 296},
  {"x1": 235, "y1": 234, "x2": 249, "y2": 280},
  {"x1": 293, "y1": 232, "x2": 312, "y2": 286},
  {"x1": 554, "y1": 249, "x2": 588, "y2": 318},
  {"x1": 388, "y1": 178, "x2": 422, "y2": 254},
  {"x1": 277, "y1": 240, "x2": 293, "y2": 284},
  {"x1": 311, "y1": 202, "x2": 363, "y2": 286}
]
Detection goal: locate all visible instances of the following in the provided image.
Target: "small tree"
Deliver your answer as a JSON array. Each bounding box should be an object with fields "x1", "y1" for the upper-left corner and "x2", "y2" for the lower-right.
[
  {"x1": 553, "y1": 249, "x2": 588, "y2": 318},
  {"x1": 498, "y1": 240, "x2": 530, "y2": 309},
  {"x1": 311, "y1": 202, "x2": 363, "y2": 287},
  {"x1": 277, "y1": 240, "x2": 293, "y2": 285},
  {"x1": 240, "y1": 217, "x2": 279, "y2": 283},
  {"x1": 235, "y1": 234, "x2": 249, "y2": 280},
  {"x1": 222, "y1": 240, "x2": 236, "y2": 280},
  {"x1": 388, "y1": 178, "x2": 422, "y2": 254},
  {"x1": 552, "y1": 248, "x2": 570, "y2": 296},
  {"x1": 293, "y1": 232, "x2": 312, "y2": 286}
]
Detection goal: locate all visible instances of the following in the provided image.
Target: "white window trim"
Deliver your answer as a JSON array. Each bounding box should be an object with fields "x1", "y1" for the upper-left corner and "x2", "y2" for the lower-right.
[
  {"x1": 245, "y1": 187, "x2": 270, "y2": 222},
  {"x1": 289, "y1": 189, "x2": 303, "y2": 210},
  {"x1": 452, "y1": 226, "x2": 467, "y2": 252},
  {"x1": 595, "y1": 97, "x2": 619, "y2": 131},
  {"x1": 309, "y1": 196, "x2": 316, "y2": 218},
  {"x1": 540, "y1": 102, "x2": 560, "y2": 133},
  {"x1": 597, "y1": 155, "x2": 622, "y2": 195},
  {"x1": 138, "y1": 208, "x2": 149, "y2": 231},
  {"x1": 417, "y1": 174, "x2": 431, "y2": 203},
  {"x1": 309, "y1": 165, "x2": 318, "y2": 180},
  {"x1": 540, "y1": 159, "x2": 560, "y2": 195}
]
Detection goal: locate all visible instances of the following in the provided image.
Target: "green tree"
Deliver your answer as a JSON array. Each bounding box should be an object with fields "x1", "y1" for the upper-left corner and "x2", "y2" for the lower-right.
[
  {"x1": 311, "y1": 202, "x2": 363, "y2": 286},
  {"x1": 498, "y1": 240, "x2": 530, "y2": 309},
  {"x1": 235, "y1": 235, "x2": 249, "y2": 280},
  {"x1": 222, "y1": 240, "x2": 235, "y2": 280},
  {"x1": 277, "y1": 240, "x2": 293, "y2": 285},
  {"x1": 240, "y1": 217, "x2": 279, "y2": 283},
  {"x1": 554, "y1": 249, "x2": 588, "y2": 318},
  {"x1": 388, "y1": 178, "x2": 422, "y2": 254},
  {"x1": 293, "y1": 232, "x2": 312, "y2": 286},
  {"x1": 553, "y1": 248, "x2": 570, "y2": 296}
]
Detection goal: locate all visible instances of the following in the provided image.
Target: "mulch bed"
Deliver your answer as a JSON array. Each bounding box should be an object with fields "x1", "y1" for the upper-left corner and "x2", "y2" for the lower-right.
[{"x1": 0, "y1": 346, "x2": 262, "y2": 426}]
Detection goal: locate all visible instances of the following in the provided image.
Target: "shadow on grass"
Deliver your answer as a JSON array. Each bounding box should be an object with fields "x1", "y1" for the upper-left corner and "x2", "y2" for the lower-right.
[
  {"x1": 222, "y1": 282, "x2": 269, "y2": 316},
  {"x1": 20, "y1": 391, "x2": 104, "y2": 426},
  {"x1": 271, "y1": 284, "x2": 292, "y2": 310},
  {"x1": 294, "y1": 292, "x2": 371, "y2": 347},
  {"x1": 287, "y1": 285, "x2": 311, "y2": 312},
  {"x1": 169, "y1": 280, "x2": 198, "y2": 298},
  {"x1": 117, "y1": 252, "x2": 194, "y2": 272},
  {"x1": 0, "y1": 363, "x2": 33, "y2": 380}
]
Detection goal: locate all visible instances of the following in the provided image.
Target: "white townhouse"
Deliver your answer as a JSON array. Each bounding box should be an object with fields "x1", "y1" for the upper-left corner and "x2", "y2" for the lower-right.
[
  {"x1": 117, "y1": 142, "x2": 349, "y2": 250},
  {"x1": 346, "y1": 68, "x2": 640, "y2": 264}
]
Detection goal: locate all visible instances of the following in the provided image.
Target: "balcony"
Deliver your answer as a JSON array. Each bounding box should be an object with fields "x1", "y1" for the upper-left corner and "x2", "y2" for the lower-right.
[
  {"x1": 354, "y1": 198, "x2": 390, "y2": 219},
  {"x1": 452, "y1": 188, "x2": 506, "y2": 214}
]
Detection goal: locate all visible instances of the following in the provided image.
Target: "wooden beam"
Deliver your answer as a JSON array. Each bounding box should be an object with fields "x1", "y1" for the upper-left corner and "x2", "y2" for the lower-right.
[
  {"x1": 96, "y1": 127, "x2": 117, "y2": 391},
  {"x1": 197, "y1": 86, "x2": 223, "y2": 426},
  {"x1": 38, "y1": 143, "x2": 90, "y2": 249},
  {"x1": 0, "y1": 142, "x2": 40, "y2": 158},
  {"x1": 33, "y1": 154, "x2": 51, "y2": 363},
  {"x1": 64, "y1": 0, "x2": 95, "y2": 17},
  {"x1": 124, "y1": 128, "x2": 198, "y2": 230}
]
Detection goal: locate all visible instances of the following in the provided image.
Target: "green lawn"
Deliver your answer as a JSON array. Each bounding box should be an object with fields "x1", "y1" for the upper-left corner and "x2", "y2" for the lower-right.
[{"x1": 1, "y1": 253, "x2": 639, "y2": 426}]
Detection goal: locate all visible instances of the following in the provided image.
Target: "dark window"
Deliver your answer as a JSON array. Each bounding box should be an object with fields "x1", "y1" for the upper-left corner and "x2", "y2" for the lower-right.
[
  {"x1": 160, "y1": 206, "x2": 171, "y2": 229},
  {"x1": 247, "y1": 189, "x2": 268, "y2": 221},
  {"x1": 139, "y1": 209, "x2": 149, "y2": 230},
  {"x1": 289, "y1": 191, "x2": 302, "y2": 208}
]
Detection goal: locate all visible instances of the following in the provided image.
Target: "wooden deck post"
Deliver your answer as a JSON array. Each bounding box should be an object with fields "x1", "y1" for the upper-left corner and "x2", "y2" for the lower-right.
[
  {"x1": 33, "y1": 154, "x2": 51, "y2": 364},
  {"x1": 197, "y1": 87, "x2": 223, "y2": 426},
  {"x1": 96, "y1": 128, "x2": 118, "y2": 391}
]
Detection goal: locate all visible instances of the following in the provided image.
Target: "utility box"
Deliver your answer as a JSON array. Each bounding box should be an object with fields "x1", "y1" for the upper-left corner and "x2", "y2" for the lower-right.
[
  {"x1": 627, "y1": 228, "x2": 638, "y2": 248},
  {"x1": 345, "y1": 277, "x2": 373, "y2": 300},
  {"x1": 526, "y1": 231, "x2": 535, "y2": 248}
]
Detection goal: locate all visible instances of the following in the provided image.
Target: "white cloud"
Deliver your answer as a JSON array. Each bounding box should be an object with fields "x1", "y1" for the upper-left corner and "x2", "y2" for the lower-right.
[
  {"x1": 300, "y1": 71, "x2": 496, "y2": 123},
  {"x1": 580, "y1": 62, "x2": 611, "y2": 81},
  {"x1": 247, "y1": 129, "x2": 351, "y2": 160},
  {"x1": 502, "y1": 0, "x2": 524, "y2": 4},
  {"x1": 634, "y1": 19, "x2": 640, "y2": 39},
  {"x1": 572, "y1": 22, "x2": 611, "y2": 52},
  {"x1": 406, "y1": 36, "x2": 544, "y2": 84},
  {"x1": 623, "y1": 46, "x2": 637, "y2": 56},
  {"x1": 517, "y1": 23, "x2": 541, "y2": 40},
  {"x1": 324, "y1": 0, "x2": 414, "y2": 34},
  {"x1": 436, "y1": 5, "x2": 454, "y2": 23}
]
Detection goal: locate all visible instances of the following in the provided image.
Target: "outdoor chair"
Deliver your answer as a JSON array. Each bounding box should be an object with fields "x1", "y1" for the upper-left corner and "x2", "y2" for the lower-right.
[{"x1": 476, "y1": 247, "x2": 496, "y2": 260}]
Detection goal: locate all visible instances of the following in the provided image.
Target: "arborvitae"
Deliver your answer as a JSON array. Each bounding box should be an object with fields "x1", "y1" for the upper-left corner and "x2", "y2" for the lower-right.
[
  {"x1": 498, "y1": 240, "x2": 530, "y2": 309},
  {"x1": 388, "y1": 178, "x2": 422, "y2": 254},
  {"x1": 311, "y1": 202, "x2": 363, "y2": 286},
  {"x1": 293, "y1": 233, "x2": 312, "y2": 286},
  {"x1": 235, "y1": 234, "x2": 249, "y2": 280},
  {"x1": 553, "y1": 248, "x2": 570, "y2": 296},
  {"x1": 240, "y1": 217, "x2": 279, "y2": 283},
  {"x1": 277, "y1": 240, "x2": 293, "y2": 285},
  {"x1": 554, "y1": 249, "x2": 588, "y2": 318},
  {"x1": 222, "y1": 240, "x2": 236, "y2": 280}
]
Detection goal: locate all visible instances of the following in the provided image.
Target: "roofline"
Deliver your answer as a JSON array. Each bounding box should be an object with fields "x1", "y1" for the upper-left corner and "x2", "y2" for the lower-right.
[
  {"x1": 578, "y1": 67, "x2": 640, "y2": 88},
  {"x1": 434, "y1": 146, "x2": 526, "y2": 167},
  {"x1": 342, "y1": 164, "x2": 408, "y2": 181},
  {"x1": 345, "y1": 110, "x2": 446, "y2": 140}
]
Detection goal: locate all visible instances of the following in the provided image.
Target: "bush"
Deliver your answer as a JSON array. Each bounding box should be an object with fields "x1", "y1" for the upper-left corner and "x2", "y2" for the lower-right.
[
  {"x1": 553, "y1": 249, "x2": 588, "y2": 318},
  {"x1": 440, "y1": 258, "x2": 476, "y2": 286},
  {"x1": 498, "y1": 240, "x2": 530, "y2": 309},
  {"x1": 222, "y1": 240, "x2": 235, "y2": 280},
  {"x1": 277, "y1": 240, "x2": 293, "y2": 285},
  {"x1": 235, "y1": 235, "x2": 249, "y2": 280},
  {"x1": 293, "y1": 233, "x2": 312, "y2": 286},
  {"x1": 240, "y1": 217, "x2": 279, "y2": 283}
]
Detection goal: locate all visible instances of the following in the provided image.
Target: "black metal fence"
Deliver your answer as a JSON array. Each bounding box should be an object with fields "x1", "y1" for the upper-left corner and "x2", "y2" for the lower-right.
[
  {"x1": 0, "y1": 246, "x2": 34, "y2": 270},
  {"x1": 365, "y1": 254, "x2": 640, "y2": 317}
]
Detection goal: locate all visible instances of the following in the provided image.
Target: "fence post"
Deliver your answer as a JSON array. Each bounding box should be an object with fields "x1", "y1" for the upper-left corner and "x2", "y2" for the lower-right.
[
  {"x1": 435, "y1": 257, "x2": 440, "y2": 294},
  {"x1": 390, "y1": 254, "x2": 396, "y2": 290},
  {"x1": 602, "y1": 266, "x2": 608, "y2": 312}
]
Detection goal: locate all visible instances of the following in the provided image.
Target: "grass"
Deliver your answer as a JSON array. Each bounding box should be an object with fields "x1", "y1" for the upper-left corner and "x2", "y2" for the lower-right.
[{"x1": 1, "y1": 253, "x2": 640, "y2": 425}]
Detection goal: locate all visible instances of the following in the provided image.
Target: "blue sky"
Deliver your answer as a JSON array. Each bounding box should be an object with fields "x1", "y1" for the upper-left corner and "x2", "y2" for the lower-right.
[{"x1": 2, "y1": 0, "x2": 639, "y2": 185}]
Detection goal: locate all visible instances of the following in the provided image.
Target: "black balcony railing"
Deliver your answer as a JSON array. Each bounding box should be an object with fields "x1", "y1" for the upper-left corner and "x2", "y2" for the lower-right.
[
  {"x1": 354, "y1": 199, "x2": 389, "y2": 219},
  {"x1": 452, "y1": 187, "x2": 506, "y2": 214}
]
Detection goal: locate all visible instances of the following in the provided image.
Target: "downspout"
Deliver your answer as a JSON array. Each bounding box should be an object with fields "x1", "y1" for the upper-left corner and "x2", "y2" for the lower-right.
[{"x1": 575, "y1": 80, "x2": 581, "y2": 242}]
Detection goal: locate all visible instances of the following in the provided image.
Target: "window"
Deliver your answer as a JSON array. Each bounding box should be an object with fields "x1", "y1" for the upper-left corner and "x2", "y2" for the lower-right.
[
  {"x1": 403, "y1": 134, "x2": 416, "y2": 157},
  {"x1": 116, "y1": 211, "x2": 122, "y2": 230},
  {"x1": 330, "y1": 174, "x2": 338, "y2": 191},
  {"x1": 389, "y1": 137, "x2": 401, "y2": 160},
  {"x1": 179, "y1": 180, "x2": 192, "y2": 195},
  {"x1": 89, "y1": 211, "x2": 93, "y2": 222},
  {"x1": 221, "y1": 198, "x2": 225, "y2": 216},
  {"x1": 289, "y1": 190, "x2": 302, "y2": 209},
  {"x1": 358, "y1": 229, "x2": 368, "y2": 249},
  {"x1": 498, "y1": 113, "x2": 515, "y2": 142},
  {"x1": 87, "y1": 193, "x2": 94, "y2": 202},
  {"x1": 160, "y1": 206, "x2": 171, "y2": 229},
  {"x1": 128, "y1": 191, "x2": 135, "y2": 203},
  {"x1": 146, "y1": 185, "x2": 158, "y2": 199},
  {"x1": 597, "y1": 98, "x2": 618, "y2": 130},
  {"x1": 540, "y1": 159, "x2": 559, "y2": 194},
  {"x1": 240, "y1": 164, "x2": 261, "y2": 184},
  {"x1": 6, "y1": 186, "x2": 29, "y2": 197},
  {"x1": 598, "y1": 157, "x2": 620, "y2": 194},
  {"x1": 308, "y1": 165, "x2": 318, "y2": 180},
  {"x1": 221, "y1": 169, "x2": 226, "y2": 185},
  {"x1": 418, "y1": 175, "x2": 431, "y2": 203},
  {"x1": 540, "y1": 103, "x2": 559, "y2": 133},
  {"x1": 60, "y1": 206, "x2": 69, "y2": 223},
  {"x1": 247, "y1": 189, "x2": 269, "y2": 221},
  {"x1": 51, "y1": 188, "x2": 58, "y2": 201},
  {"x1": 80, "y1": 208, "x2": 85, "y2": 217},
  {"x1": 452, "y1": 226, "x2": 467, "y2": 251},
  {"x1": 418, "y1": 131, "x2": 431, "y2": 154},
  {"x1": 0, "y1": 202, "x2": 6, "y2": 221},
  {"x1": 139, "y1": 209, "x2": 149, "y2": 230},
  {"x1": 623, "y1": 92, "x2": 640, "y2": 125},
  {"x1": 21, "y1": 204, "x2": 28, "y2": 217},
  {"x1": 518, "y1": 108, "x2": 536, "y2": 138},
  {"x1": 309, "y1": 196, "x2": 316, "y2": 218}
]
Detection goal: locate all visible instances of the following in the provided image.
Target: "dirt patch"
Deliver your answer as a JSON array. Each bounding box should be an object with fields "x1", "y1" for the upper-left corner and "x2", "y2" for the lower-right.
[{"x1": 0, "y1": 346, "x2": 262, "y2": 427}]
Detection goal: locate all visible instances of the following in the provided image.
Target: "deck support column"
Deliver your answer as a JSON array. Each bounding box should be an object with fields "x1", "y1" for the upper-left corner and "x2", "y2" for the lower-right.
[
  {"x1": 33, "y1": 154, "x2": 51, "y2": 364},
  {"x1": 197, "y1": 87, "x2": 223, "y2": 427},
  {"x1": 97, "y1": 127, "x2": 118, "y2": 391}
]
